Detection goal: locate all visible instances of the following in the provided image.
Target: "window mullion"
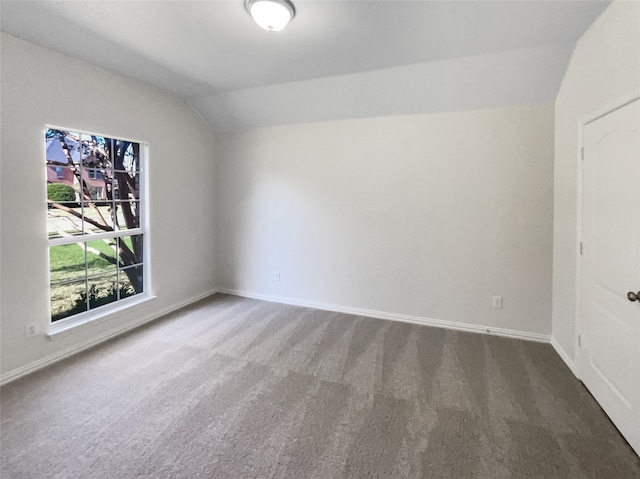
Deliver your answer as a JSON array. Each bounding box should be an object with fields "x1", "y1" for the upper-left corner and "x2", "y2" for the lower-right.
[
  {"x1": 84, "y1": 241, "x2": 89, "y2": 312},
  {"x1": 48, "y1": 228, "x2": 144, "y2": 247}
]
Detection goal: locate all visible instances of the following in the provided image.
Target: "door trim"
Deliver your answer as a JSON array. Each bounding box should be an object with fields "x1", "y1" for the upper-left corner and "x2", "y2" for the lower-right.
[{"x1": 575, "y1": 89, "x2": 640, "y2": 380}]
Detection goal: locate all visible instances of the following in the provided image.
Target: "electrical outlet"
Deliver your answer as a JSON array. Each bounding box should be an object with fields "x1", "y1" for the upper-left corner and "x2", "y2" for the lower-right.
[
  {"x1": 492, "y1": 296, "x2": 503, "y2": 309},
  {"x1": 275, "y1": 271, "x2": 280, "y2": 282},
  {"x1": 25, "y1": 323, "x2": 38, "y2": 338}
]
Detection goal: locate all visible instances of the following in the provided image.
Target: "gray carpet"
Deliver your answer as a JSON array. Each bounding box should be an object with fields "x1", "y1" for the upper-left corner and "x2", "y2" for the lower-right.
[{"x1": 1, "y1": 294, "x2": 639, "y2": 478}]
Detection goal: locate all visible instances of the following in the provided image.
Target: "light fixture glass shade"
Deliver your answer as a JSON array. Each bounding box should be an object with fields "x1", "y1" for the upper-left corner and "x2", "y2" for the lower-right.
[{"x1": 245, "y1": 0, "x2": 295, "y2": 31}]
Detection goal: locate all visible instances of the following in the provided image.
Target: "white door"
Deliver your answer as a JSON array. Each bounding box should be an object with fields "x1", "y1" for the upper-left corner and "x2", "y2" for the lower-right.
[{"x1": 580, "y1": 98, "x2": 640, "y2": 456}]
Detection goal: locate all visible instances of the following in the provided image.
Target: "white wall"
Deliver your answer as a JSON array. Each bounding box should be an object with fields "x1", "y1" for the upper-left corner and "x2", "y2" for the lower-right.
[
  {"x1": 552, "y1": 1, "x2": 640, "y2": 362},
  {"x1": 0, "y1": 33, "x2": 217, "y2": 379},
  {"x1": 216, "y1": 103, "x2": 554, "y2": 336}
]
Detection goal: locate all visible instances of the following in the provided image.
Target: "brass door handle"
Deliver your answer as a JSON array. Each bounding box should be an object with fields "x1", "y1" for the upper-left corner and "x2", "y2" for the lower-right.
[{"x1": 628, "y1": 291, "x2": 640, "y2": 302}]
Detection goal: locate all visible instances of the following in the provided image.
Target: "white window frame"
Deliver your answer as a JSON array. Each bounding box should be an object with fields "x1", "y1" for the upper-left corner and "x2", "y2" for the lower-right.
[{"x1": 45, "y1": 126, "x2": 152, "y2": 337}]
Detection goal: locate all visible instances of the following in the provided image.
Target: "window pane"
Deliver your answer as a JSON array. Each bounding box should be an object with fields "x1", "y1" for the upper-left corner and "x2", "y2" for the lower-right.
[
  {"x1": 86, "y1": 239, "x2": 117, "y2": 277},
  {"x1": 46, "y1": 166, "x2": 79, "y2": 205},
  {"x1": 47, "y1": 207, "x2": 84, "y2": 239},
  {"x1": 82, "y1": 203, "x2": 116, "y2": 233},
  {"x1": 111, "y1": 141, "x2": 139, "y2": 174},
  {"x1": 113, "y1": 171, "x2": 140, "y2": 201},
  {"x1": 114, "y1": 202, "x2": 140, "y2": 230},
  {"x1": 49, "y1": 244, "x2": 85, "y2": 283},
  {"x1": 46, "y1": 165, "x2": 76, "y2": 183},
  {"x1": 51, "y1": 279, "x2": 87, "y2": 322},
  {"x1": 45, "y1": 130, "x2": 81, "y2": 166},
  {"x1": 83, "y1": 169, "x2": 111, "y2": 203},
  {"x1": 80, "y1": 133, "x2": 96, "y2": 168},
  {"x1": 119, "y1": 266, "x2": 143, "y2": 296},
  {"x1": 118, "y1": 235, "x2": 143, "y2": 268},
  {"x1": 129, "y1": 148, "x2": 141, "y2": 174},
  {"x1": 104, "y1": 137, "x2": 114, "y2": 162},
  {"x1": 87, "y1": 273, "x2": 118, "y2": 311}
]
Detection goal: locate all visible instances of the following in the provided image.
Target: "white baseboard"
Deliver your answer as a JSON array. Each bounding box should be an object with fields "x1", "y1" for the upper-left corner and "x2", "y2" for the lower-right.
[
  {"x1": 2, "y1": 287, "x2": 556, "y2": 386},
  {"x1": 217, "y1": 288, "x2": 551, "y2": 343},
  {"x1": 551, "y1": 335, "x2": 579, "y2": 377},
  {"x1": 0, "y1": 288, "x2": 218, "y2": 386}
]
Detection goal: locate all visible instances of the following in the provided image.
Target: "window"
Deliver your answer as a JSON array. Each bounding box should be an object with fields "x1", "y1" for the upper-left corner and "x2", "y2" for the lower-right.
[
  {"x1": 45, "y1": 129, "x2": 147, "y2": 323},
  {"x1": 88, "y1": 186, "x2": 104, "y2": 200}
]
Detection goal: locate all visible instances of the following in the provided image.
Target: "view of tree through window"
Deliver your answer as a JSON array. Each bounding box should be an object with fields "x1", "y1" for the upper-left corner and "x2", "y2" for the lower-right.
[{"x1": 46, "y1": 129, "x2": 145, "y2": 322}]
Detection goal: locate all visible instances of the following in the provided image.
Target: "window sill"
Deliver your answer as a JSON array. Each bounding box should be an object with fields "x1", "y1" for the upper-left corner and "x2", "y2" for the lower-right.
[{"x1": 47, "y1": 294, "x2": 156, "y2": 341}]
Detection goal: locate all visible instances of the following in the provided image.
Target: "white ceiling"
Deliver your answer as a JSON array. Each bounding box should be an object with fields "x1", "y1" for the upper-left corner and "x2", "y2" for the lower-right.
[{"x1": 1, "y1": 0, "x2": 611, "y2": 130}]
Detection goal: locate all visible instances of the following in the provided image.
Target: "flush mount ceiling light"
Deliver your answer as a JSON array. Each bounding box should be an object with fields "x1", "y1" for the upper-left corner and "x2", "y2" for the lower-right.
[{"x1": 245, "y1": 0, "x2": 295, "y2": 31}]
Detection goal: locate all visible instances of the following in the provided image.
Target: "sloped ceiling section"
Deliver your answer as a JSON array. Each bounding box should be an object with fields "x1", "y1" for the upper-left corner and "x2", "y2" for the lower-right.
[
  {"x1": 193, "y1": 44, "x2": 574, "y2": 131},
  {"x1": 0, "y1": 0, "x2": 611, "y2": 131}
]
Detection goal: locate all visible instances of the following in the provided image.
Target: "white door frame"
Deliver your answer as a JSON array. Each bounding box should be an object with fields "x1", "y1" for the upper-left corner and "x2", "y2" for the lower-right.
[{"x1": 575, "y1": 89, "x2": 640, "y2": 379}]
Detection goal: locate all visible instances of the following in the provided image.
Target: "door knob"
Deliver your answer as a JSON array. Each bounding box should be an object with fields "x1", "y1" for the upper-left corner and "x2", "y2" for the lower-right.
[{"x1": 628, "y1": 291, "x2": 640, "y2": 302}]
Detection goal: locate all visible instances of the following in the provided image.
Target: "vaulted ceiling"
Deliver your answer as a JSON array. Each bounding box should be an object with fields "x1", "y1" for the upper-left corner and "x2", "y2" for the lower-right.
[{"x1": 1, "y1": 0, "x2": 611, "y2": 131}]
